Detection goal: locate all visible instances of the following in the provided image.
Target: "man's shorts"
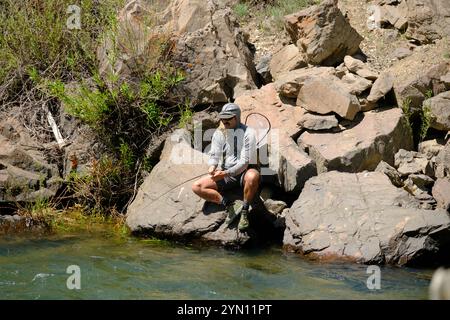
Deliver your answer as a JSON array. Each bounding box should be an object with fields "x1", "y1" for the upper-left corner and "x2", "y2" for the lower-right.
[{"x1": 216, "y1": 169, "x2": 248, "y2": 192}]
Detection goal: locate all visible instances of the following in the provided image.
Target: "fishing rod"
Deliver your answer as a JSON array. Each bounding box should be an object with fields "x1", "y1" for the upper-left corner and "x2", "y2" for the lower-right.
[{"x1": 141, "y1": 112, "x2": 271, "y2": 203}]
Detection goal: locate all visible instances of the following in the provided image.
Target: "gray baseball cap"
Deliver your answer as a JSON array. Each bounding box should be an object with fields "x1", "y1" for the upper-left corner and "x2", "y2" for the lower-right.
[{"x1": 219, "y1": 103, "x2": 241, "y2": 120}]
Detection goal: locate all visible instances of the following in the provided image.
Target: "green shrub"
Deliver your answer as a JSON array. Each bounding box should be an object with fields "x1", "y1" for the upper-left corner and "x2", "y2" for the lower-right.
[{"x1": 233, "y1": 3, "x2": 249, "y2": 19}]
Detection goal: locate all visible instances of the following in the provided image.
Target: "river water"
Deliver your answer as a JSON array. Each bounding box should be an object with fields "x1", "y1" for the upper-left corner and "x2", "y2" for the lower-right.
[{"x1": 0, "y1": 232, "x2": 433, "y2": 299}]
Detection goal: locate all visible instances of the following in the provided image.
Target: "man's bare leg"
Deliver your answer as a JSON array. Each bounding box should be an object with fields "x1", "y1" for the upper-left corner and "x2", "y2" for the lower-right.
[
  {"x1": 243, "y1": 168, "x2": 260, "y2": 204},
  {"x1": 191, "y1": 176, "x2": 222, "y2": 204}
]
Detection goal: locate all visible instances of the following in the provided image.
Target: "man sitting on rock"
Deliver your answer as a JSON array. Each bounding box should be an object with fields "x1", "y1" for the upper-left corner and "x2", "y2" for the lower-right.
[{"x1": 191, "y1": 103, "x2": 260, "y2": 231}]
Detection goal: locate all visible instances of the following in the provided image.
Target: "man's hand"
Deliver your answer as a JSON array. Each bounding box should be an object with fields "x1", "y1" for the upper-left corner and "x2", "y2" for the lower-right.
[
  {"x1": 208, "y1": 166, "x2": 216, "y2": 176},
  {"x1": 211, "y1": 170, "x2": 227, "y2": 182}
]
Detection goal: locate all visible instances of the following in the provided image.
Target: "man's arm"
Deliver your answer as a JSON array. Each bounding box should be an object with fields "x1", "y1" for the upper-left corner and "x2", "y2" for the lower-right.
[
  {"x1": 224, "y1": 128, "x2": 256, "y2": 177},
  {"x1": 207, "y1": 129, "x2": 225, "y2": 169}
]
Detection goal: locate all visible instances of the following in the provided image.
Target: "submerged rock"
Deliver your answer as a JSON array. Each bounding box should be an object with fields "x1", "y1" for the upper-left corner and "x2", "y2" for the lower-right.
[{"x1": 283, "y1": 171, "x2": 450, "y2": 266}]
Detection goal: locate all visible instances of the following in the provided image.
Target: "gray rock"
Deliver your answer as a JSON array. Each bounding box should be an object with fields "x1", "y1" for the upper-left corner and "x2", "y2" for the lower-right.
[
  {"x1": 394, "y1": 149, "x2": 433, "y2": 177},
  {"x1": 423, "y1": 91, "x2": 450, "y2": 131},
  {"x1": 297, "y1": 76, "x2": 361, "y2": 120},
  {"x1": 335, "y1": 63, "x2": 348, "y2": 78},
  {"x1": 0, "y1": 118, "x2": 61, "y2": 203},
  {"x1": 418, "y1": 139, "x2": 447, "y2": 159},
  {"x1": 367, "y1": 72, "x2": 394, "y2": 103},
  {"x1": 283, "y1": 171, "x2": 450, "y2": 265},
  {"x1": 256, "y1": 54, "x2": 272, "y2": 84},
  {"x1": 356, "y1": 68, "x2": 379, "y2": 81},
  {"x1": 298, "y1": 113, "x2": 339, "y2": 131},
  {"x1": 375, "y1": 160, "x2": 403, "y2": 187},
  {"x1": 284, "y1": 0, "x2": 363, "y2": 66},
  {"x1": 432, "y1": 178, "x2": 450, "y2": 211},
  {"x1": 269, "y1": 44, "x2": 307, "y2": 80},
  {"x1": 274, "y1": 67, "x2": 336, "y2": 98},
  {"x1": 435, "y1": 140, "x2": 450, "y2": 179},
  {"x1": 393, "y1": 62, "x2": 449, "y2": 111},
  {"x1": 341, "y1": 73, "x2": 373, "y2": 96},
  {"x1": 298, "y1": 107, "x2": 413, "y2": 173},
  {"x1": 391, "y1": 47, "x2": 413, "y2": 60},
  {"x1": 263, "y1": 199, "x2": 287, "y2": 215},
  {"x1": 344, "y1": 56, "x2": 365, "y2": 73}
]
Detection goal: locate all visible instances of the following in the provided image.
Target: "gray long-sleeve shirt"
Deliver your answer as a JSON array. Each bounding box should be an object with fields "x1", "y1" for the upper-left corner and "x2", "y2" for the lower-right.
[{"x1": 208, "y1": 123, "x2": 257, "y2": 177}]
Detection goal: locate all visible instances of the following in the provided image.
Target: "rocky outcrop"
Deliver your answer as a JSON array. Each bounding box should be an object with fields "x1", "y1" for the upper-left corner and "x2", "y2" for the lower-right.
[
  {"x1": 284, "y1": 0, "x2": 363, "y2": 66},
  {"x1": 373, "y1": 0, "x2": 450, "y2": 44},
  {"x1": 298, "y1": 107, "x2": 413, "y2": 173},
  {"x1": 283, "y1": 171, "x2": 450, "y2": 266},
  {"x1": 98, "y1": 0, "x2": 258, "y2": 105},
  {"x1": 0, "y1": 118, "x2": 61, "y2": 203}
]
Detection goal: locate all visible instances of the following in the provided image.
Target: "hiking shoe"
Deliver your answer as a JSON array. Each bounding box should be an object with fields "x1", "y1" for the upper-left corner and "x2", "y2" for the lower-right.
[
  {"x1": 238, "y1": 209, "x2": 249, "y2": 231},
  {"x1": 224, "y1": 202, "x2": 242, "y2": 227}
]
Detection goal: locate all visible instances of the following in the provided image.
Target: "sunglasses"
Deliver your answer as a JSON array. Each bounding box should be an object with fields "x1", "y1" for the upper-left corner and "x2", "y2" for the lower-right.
[{"x1": 221, "y1": 117, "x2": 235, "y2": 124}]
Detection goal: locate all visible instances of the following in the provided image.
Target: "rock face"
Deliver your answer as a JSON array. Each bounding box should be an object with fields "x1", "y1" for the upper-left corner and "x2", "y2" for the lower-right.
[
  {"x1": 374, "y1": 0, "x2": 450, "y2": 43},
  {"x1": 297, "y1": 76, "x2": 361, "y2": 120},
  {"x1": 423, "y1": 91, "x2": 450, "y2": 131},
  {"x1": 98, "y1": 0, "x2": 258, "y2": 105},
  {"x1": 284, "y1": 171, "x2": 450, "y2": 266},
  {"x1": 284, "y1": 0, "x2": 363, "y2": 66},
  {"x1": 298, "y1": 107, "x2": 413, "y2": 173},
  {"x1": 234, "y1": 84, "x2": 317, "y2": 194},
  {"x1": 126, "y1": 130, "x2": 253, "y2": 247},
  {"x1": 269, "y1": 44, "x2": 307, "y2": 80},
  {"x1": 0, "y1": 118, "x2": 61, "y2": 203}
]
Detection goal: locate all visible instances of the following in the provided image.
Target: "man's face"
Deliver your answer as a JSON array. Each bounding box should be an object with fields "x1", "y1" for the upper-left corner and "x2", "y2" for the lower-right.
[{"x1": 221, "y1": 116, "x2": 237, "y2": 129}]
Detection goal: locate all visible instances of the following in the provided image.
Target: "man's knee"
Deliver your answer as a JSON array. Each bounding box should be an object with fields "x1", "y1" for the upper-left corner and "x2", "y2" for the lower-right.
[
  {"x1": 192, "y1": 180, "x2": 202, "y2": 194},
  {"x1": 245, "y1": 170, "x2": 260, "y2": 187}
]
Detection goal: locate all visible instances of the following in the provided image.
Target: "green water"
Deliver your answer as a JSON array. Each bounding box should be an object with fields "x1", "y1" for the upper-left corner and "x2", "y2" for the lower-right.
[{"x1": 0, "y1": 232, "x2": 433, "y2": 299}]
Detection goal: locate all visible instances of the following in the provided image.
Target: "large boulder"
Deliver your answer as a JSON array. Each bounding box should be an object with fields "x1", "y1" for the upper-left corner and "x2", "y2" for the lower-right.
[
  {"x1": 235, "y1": 84, "x2": 317, "y2": 194},
  {"x1": 297, "y1": 107, "x2": 413, "y2": 173},
  {"x1": 284, "y1": 0, "x2": 363, "y2": 66},
  {"x1": 97, "y1": 0, "x2": 258, "y2": 105},
  {"x1": 274, "y1": 67, "x2": 336, "y2": 99},
  {"x1": 423, "y1": 91, "x2": 450, "y2": 131},
  {"x1": 297, "y1": 76, "x2": 361, "y2": 120},
  {"x1": 284, "y1": 171, "x2": 450, "y2": 266},
  {"x1": 0, "y1": 118, "x2": 61, "y2": 203},
  {"x1": 269, "y1": 44, "x2": 307, "y2": 81},
  {"x1": 126, "y1": 129, "x2": 255, "y2": 247}
]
